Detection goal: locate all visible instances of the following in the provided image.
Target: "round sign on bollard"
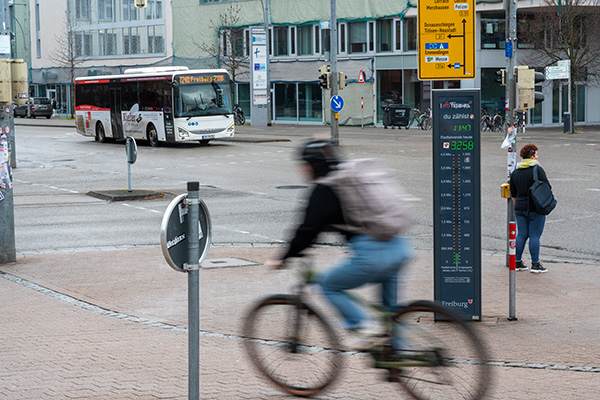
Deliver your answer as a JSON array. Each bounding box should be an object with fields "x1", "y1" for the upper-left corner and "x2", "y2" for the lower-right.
[{"x1": 160, "y1": 194, "x2": 211, "y2": 272}]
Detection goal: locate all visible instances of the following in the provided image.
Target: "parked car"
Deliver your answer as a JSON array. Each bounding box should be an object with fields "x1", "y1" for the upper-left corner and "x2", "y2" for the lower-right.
[{"x1": 14, "y1": 97, "x2": 53, "y2": 119}]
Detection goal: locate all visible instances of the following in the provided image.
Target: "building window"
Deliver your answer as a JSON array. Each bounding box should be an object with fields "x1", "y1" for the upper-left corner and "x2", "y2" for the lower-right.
[
  {"x1": 348, "y1": 22, "x2": 366, "y2": 54},
  {"x1": 480, "y1": 14, "x2": 505, "y2": 49},
  {"x1": 403, "y1": 18, "x2": 417, "y2": 51},
  {"x1": 123, "y1": 27, "x2": 141, "y2": 55},
  {"x1": 75, "y1": 0, "x2": 91, "y2": 20},
  {"x1": 395, "y1": 20, "x2": 402, "y2": 51},
  {"x1": 273, "y1": 26, "x2": 288, "y2": 56},
  {"x1": 314, "y1": 26, "x2": 320, "y2": 54},
  {"x1": 339, "y1": 23, "x2": 346, "y2": 53},
  {"x1": 222, "y1": 28, "x2": 245, "y2": 58},
  {"x1": 123, "y1": 0, "x2": 138, "y2": 21},
  {"x1": 73, "y1": 32, "x2": 93, "y2": 57},
  {"x1": 99, "y1": 30, "x2": 117, "y2": 55},
  {"x1": 98, "y1": 0, "x2": 114, "y2": 22},
  {"x1": 297, "y1": 25, "x2": 313, "y2": 56},
  {"x1": 148, "y1": 25, "x2": 165, "y2": 53},
  {"x1": 146, "y1": 0, "x2": 163, "y2": 19},
  {"x1": 377, "y1": 19, "x2": 393, "y2": 52}
]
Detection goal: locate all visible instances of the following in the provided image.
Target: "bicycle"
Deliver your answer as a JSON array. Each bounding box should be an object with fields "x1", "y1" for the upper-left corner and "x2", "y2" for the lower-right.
[
  {"x1": 408, "y1": 108, "x2": 432, "y2": 130},
  {"x1": 234, "y1": 103, "x2": 245, "y2": 125},
  {"x1": 243, "y1": 262, "x2": 492, "y2": 399}
]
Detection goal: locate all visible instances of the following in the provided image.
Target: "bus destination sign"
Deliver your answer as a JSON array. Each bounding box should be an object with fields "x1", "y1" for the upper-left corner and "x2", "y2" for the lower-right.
[{"x1": 177, "y1": 74, "x2": 227, "y2": 85}]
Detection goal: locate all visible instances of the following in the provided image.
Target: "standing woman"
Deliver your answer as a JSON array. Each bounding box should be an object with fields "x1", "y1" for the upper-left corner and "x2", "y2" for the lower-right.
[{"x1": 509, "y1": 144, "x2": 550, "y2": 273}]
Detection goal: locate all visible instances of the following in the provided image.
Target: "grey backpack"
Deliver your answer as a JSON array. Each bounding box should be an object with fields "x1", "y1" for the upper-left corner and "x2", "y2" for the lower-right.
[{"x1": 316, "y1": 158, "x2": 413, "y2": 240}]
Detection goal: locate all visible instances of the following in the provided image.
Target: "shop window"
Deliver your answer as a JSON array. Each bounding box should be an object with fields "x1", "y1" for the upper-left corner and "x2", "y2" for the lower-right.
[
  {"x1": 275, "y1": 83, "x2": 297, "y2": 120},
  {"x1": 298, "y1": 84, "x2": 322, "y2": 121}
]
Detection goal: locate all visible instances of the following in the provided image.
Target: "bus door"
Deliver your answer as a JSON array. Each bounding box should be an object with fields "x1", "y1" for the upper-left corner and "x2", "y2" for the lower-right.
[
  {"x1": 110, "y1": 87, "x2": 124, "y2": 139},
  {"x1": 164, "y1": 86, "x2": 175, "y2": 142}
]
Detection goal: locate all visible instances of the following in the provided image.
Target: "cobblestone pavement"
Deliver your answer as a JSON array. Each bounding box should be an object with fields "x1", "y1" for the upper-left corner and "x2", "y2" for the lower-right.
[{"x1": 1, "y1": 246, "x2": 599, "y2": 399}]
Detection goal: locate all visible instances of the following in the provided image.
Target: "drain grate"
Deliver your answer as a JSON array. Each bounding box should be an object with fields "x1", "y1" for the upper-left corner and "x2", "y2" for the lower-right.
[{"x1": 201, "y1": 257, "x2": 260, "y2": 269}]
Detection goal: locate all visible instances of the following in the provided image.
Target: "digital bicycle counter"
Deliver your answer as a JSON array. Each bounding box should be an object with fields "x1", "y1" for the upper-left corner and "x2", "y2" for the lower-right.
[{"x1": 432, "y1": 89, "x2": 481, "y2": 321}]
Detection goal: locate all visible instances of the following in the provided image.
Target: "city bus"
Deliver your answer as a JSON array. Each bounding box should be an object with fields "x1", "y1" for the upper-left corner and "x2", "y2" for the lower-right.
[{"x1": 75, "y1": 67, "x2": 235, "y2": 146}]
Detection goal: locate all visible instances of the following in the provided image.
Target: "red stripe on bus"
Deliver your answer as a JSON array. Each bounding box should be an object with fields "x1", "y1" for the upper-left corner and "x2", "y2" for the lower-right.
[
  {"x1": 120, "y1": 75, "x2": 171, "y2": 82},
  {"x1": 76, "y1": 105, "x2": 110, "y2": 111},
  {"x1": 76, "y1": 79, "x2": 110, "y2": 84}
]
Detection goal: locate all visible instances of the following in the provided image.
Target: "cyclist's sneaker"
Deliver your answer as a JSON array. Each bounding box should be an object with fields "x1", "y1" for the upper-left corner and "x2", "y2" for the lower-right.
[
  {"x1": 345, "y1": 321, "x2": 388, "y2": 351},
  {"x1": 515, "y1": 261, "x2": 529, "y2": 271},
  {"x1": 530, "y1": 262, "x2": 548, "y2": 273}
]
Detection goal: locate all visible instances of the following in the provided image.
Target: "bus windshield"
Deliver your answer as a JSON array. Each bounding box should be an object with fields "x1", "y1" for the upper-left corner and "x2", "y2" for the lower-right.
[{"x1": 174, "y1": 82, "x2": 233, "y2": 118}]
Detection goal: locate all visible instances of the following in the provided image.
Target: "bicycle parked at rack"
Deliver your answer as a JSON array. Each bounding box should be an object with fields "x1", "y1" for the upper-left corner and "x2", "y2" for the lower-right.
[
  {"x1": 243, "y1": 261, "x2": 492, "y2": 399},
  {"x1": 481, "y1": 108, "x2": 504, "y2": 132},
  {"x1": 408, "y1": 108, "x2": 432, "y2": 130},
  {"x1": 234, "y1": 103, "x2": 245, "y2": 125}
]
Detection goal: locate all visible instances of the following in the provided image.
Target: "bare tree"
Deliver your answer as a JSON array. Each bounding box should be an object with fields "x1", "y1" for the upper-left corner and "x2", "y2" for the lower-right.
[
  {"x1": 194, "y1": 2, "x2": 249, "y2": 103},
  {"x1": 520, "y1": 0, "x2": 600, "y2": 122},
  {"x1": 49, "y1": 13, "x2": 88, "y2": 118}
]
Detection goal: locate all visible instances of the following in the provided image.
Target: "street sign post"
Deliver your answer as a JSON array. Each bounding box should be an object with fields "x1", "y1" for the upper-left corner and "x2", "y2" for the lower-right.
[
  {"x1": 417, "y1": 0, "x2": 476, "y2": 80},
  {"x1": 330, "y1": 95, "x2": 344, "y2": 112}
]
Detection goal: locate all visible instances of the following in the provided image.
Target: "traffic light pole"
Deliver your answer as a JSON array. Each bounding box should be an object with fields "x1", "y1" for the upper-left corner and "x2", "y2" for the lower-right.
[
  {"x1": 0, "y1": 107, "x2": 16, "y2": 264},
  {"x1": 330, "y1": 0, "x2": 339, "y2": 145},
  {"x1": 505, "y1": 0, "x2": 517, "y2": 268}
]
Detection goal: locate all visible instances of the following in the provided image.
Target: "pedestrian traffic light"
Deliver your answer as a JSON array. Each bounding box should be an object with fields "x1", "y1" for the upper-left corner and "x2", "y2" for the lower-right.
[
  {"x1": 318, "y1": 65, "x2": 330, "y2": 90},
  {"x1": 495, "y1": 69, "x2": 505, "y2": 86},
  {"x1": 338, "y1": 72, "x2": 347, "y2": 89}
]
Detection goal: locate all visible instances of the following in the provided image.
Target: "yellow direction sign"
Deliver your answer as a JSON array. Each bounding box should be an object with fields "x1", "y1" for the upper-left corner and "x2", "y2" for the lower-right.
[{"x1": 418, "y1": 0, "x2": 475, "y2": 80}]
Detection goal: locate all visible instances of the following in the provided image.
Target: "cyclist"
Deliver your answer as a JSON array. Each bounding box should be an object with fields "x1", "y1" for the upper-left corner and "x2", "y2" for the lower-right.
[{"x1": 266, "y1": 139, "x2": 413, "y2": 350}]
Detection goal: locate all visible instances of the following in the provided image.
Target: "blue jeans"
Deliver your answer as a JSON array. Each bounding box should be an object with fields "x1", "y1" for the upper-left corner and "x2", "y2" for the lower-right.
[
  {"x1": 318, "y1": 235, "x2": 413, "y2": 329},
  {"x1": 515, "y1": 210, "x2": 546, "y2": 264}
]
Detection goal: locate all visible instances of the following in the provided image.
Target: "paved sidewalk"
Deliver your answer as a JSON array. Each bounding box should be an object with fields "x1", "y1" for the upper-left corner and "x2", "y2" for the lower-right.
[{"x1": 1, "y1": 245, "x2": 599, "y2": 399}]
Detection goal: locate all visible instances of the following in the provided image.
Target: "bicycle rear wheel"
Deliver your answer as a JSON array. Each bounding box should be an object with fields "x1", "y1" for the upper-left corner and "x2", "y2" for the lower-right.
[
  {"x1": 243, "y1": 295, "x2": 344, "y2": 397},
  {"x1": 391, "y1": 301, "x2": 491, "y2": 400}
]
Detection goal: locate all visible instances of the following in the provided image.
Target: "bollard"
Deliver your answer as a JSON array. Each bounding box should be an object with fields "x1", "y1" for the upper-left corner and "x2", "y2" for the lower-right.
[{"x1": 508, "y1": 221, "x2": 517, "y2": 320}]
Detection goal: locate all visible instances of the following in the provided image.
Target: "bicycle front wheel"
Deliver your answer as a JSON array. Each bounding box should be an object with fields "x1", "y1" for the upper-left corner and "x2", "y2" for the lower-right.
[
  {"x1": 422, "y1": 118, "x2": 432, "y2": 130},
  {"x1": 391, "y1": 301, "x2": 491, "y2": 400},
  {"x1": 243, "y1": 295, "x2": 344, "y2": 397}
]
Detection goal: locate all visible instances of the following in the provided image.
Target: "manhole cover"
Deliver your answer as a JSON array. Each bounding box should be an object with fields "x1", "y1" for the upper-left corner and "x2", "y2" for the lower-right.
[
  {"x1": 275, "y1": 185, "x2": 309, "y2": 190},
  {"x1": 201, "y1": 257, "x2": 260, "y2": 269}
]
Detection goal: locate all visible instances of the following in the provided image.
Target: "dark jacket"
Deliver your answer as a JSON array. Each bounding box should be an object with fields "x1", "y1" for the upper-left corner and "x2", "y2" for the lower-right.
[
  {"x1": 282, "y1": 184, "x2": 353, "y2": 260},
  {"x1": 509, "y1": 164, "x2": 551, "y2": 212}
]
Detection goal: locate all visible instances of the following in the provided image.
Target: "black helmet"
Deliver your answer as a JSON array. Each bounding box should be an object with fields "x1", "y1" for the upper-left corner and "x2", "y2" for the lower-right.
[{"x1": 299, "y1": 139, "x2": 339, "y2": 177}]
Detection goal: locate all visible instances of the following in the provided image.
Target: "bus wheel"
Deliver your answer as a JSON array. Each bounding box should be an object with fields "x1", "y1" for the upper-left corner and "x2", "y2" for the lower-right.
[
  {"x1": 96, "y1": 122, "x2": 107, "y2": 143},
  {"x1": 147, "y1": 125, "x2": 159, "y2": 147},
  {"x1": 199, "y1": 140, "x2": 211, "y2": 146}
]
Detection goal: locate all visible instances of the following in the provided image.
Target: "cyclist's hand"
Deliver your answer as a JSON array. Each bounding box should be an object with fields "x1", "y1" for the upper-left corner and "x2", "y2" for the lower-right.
[{"x1": 265, "y1": 259, "x2": 287, "y2": 270}]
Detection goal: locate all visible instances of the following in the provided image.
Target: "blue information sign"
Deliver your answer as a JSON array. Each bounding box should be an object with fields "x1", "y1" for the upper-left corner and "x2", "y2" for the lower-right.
[
  {"x1": 432, "y1": 89, "x2": 482, "y2": 321},
  {"x1": 330, "y1": 96, "x2": 344, "y2": 112}
]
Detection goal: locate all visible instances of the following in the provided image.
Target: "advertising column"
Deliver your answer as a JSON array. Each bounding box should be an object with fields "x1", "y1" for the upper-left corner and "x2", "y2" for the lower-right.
[
  {"x1": 432, "y1": 89, "x2": 481, "y2": 320},
  {"x1": 251, "y1": 27, "x2": 268, "y2": 126}
]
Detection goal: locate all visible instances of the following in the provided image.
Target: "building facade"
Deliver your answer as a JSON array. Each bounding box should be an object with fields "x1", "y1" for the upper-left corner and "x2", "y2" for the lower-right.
[
  {"x1": 10, "y1": 0, "x2": 600, "y2": 127},
  {"x1": 22, "y1": 0, "x2": 172, "y2": 115},
  {"x1": 173, "y1": 0, "x2": 600, "y2": 128}
]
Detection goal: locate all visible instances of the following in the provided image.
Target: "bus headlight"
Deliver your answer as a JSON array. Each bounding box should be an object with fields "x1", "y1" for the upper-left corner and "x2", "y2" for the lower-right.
[{"x1": 178, "y1": 127, "x2": 189, "y2": 138}]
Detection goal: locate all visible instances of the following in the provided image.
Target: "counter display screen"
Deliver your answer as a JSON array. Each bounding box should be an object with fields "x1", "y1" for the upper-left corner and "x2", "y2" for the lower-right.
[{"x1": 432, "y1": 90, "x2": 481, "y2": 321}]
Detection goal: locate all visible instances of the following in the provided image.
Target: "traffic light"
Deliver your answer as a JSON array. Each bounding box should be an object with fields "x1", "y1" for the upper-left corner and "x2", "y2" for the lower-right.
[
  {"x1": 515, "y1": 66, "x2": 545, "y2": 111},
  {"x1": 318, "y1": 65, "x2": 330, "y2": 90},
  {"x1": 534, "y1": 71, "x2": 545, "y2": 105},
  {"x1": 515, "y1": 66, "x2": 534, "y2": 112},
  {"x1": 338, "y1": 72, "x2": 347, "y2": 89},
  {"x1": 495, "y1": 69, "x2": 505, "y2": 86}
]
